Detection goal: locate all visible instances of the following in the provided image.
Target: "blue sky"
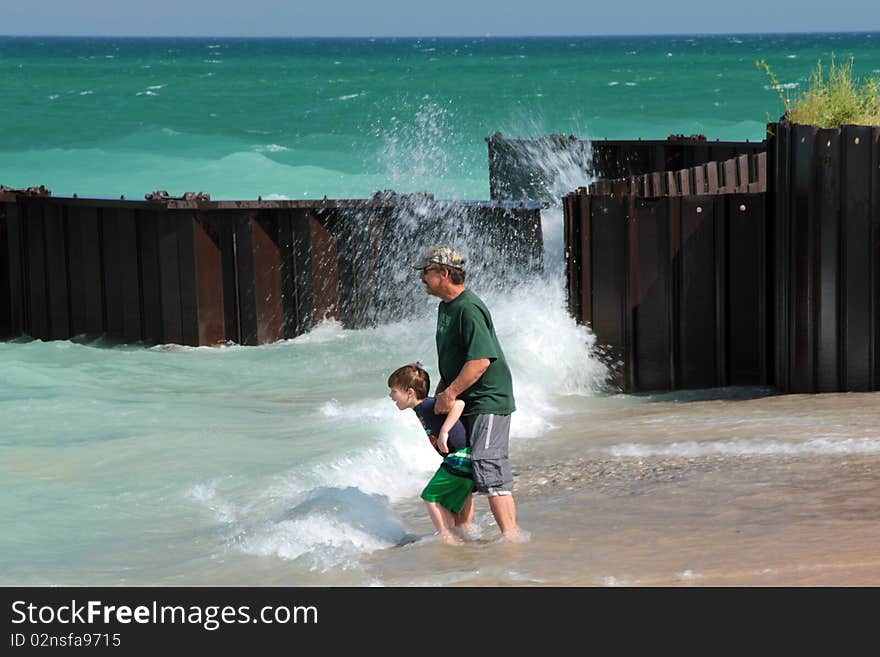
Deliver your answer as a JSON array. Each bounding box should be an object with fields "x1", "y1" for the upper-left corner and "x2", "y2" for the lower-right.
[{"x1": 1, "y1": 0, "x2": 878, "y2": 37}]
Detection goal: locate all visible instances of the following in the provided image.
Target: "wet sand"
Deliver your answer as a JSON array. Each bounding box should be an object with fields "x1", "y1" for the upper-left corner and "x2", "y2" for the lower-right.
[
  {"x1": 367, "y1": 391, "x2": 880, "y2": 586},
  {"x1": 511, "y1": 452, "x2": 880, "y2": 586}
]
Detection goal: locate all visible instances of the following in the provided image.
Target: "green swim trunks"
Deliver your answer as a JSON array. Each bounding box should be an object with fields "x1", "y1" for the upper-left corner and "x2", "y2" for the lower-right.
[{"x1": 421, "y1": 462, "x2": 474, "y2": 514}]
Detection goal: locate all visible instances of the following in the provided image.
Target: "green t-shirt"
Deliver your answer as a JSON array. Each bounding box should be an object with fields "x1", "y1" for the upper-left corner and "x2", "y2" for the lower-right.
[{"x1": 435, "y1": 288, "x2": 516, "y2": 416}]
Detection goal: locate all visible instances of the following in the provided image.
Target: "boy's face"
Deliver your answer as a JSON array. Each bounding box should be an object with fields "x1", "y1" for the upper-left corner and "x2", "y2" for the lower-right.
[{"x1": 389, "y1": 386, "x2": 417, "y2": 411}]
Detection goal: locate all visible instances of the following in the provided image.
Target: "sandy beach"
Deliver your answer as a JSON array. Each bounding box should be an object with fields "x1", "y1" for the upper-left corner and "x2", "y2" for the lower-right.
[{"x1": 367, "y1": 391, "x2": 880, "y2": 586}]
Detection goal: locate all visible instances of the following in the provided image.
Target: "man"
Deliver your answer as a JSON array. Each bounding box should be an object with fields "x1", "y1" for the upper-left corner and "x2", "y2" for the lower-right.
[{"x1": 411, "y1": 244, "x2": 521, "y2": 539}]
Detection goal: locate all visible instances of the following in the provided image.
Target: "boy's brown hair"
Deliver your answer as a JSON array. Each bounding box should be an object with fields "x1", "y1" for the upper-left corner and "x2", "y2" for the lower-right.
[{"x1": 387, "y1": 363, "x2": 430, "y2": 400}]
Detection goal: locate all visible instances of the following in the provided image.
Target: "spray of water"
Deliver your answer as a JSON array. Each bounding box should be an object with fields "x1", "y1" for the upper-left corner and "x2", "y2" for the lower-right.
[
  {"x1": 372, "y1": 99, "x2": 483, "y2": 198},
  {"x1": 377, "y1": 100, "x2": 452, "y2": 190}
]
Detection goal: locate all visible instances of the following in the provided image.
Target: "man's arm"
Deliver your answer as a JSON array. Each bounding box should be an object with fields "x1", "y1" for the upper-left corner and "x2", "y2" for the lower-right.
[
  {"x1": 434, "y1": 358, "x2": 490, "y2": 414},
  {"x1": 436, "y1": 399, "x2": 465, "y2": 454}
]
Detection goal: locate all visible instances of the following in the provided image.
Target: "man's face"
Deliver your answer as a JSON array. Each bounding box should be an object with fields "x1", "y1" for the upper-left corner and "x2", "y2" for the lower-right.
[{"x1": 419, "y1": 266, "x2": 445, "y2": 297}]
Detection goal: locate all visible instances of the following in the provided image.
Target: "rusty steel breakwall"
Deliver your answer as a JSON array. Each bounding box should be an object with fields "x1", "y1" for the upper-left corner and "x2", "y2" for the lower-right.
[
  {"x1": 0, "y1": 191, "x2": 543, "y2": 346},
  {"x1": 565, "y1": 121, "x2": 880, "y2": 395},
  {"x1": 589, "y1": 151, "x2": 767, "y2": 198},
  {"x1": 564, "y1": 186, "x2": 768, "y2": 393},
  {"x1": 770, "y1": 122, "x2": 880, "y2": 393}
]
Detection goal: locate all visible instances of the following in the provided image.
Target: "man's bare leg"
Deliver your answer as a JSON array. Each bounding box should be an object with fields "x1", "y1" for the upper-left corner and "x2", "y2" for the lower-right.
[{"x1": 488, "y1": 494, "x2": 521, "y2": 539}]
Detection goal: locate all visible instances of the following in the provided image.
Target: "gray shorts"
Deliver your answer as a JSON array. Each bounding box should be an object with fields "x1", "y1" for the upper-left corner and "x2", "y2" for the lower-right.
[{"x1": 461, "y1": 413, "x2": 514, "y2": 495}]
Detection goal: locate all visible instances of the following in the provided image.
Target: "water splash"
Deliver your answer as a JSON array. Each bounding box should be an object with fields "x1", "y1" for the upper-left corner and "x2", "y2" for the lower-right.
[
  {"x1": 488, "y1": 132, "x2": 595, "y2": 205},
  {"x1": 374, "y1": 100, "x2": 467, "y2": 197},
  {"x1": 328, "y1": 192, "x2": 545, "y2": 328},
  {"x1": 233, "y1": 487, "x2": 408, "y2": 570}
]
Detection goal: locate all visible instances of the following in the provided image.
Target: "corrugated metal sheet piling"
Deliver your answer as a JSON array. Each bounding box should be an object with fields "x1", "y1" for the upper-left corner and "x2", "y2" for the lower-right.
[
  {"x1": 769, "y1": 122, "x2": 880, "y2": 393},
  {"x1": 0, "y1": 190, "x2": 543, "y2": 346},
  {"x1": 562, "y1": 122, "x2": 880, "y2": 394},
  {"x1": 564, "y1": 153, "x2": 769, "y2": 392}
]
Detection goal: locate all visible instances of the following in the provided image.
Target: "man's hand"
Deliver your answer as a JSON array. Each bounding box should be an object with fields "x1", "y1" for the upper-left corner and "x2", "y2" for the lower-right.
[
  {"x1": 435, "y1": 359, "x2": 489, "y2": 414},
  {"x1": 434, "y1": 389, "x2": 456, "y2": 415}
]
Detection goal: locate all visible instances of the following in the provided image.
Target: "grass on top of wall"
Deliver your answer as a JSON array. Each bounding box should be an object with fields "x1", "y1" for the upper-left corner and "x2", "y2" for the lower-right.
[{"x1": 757, "y1": 55, "x2": 880, "y2": 128}]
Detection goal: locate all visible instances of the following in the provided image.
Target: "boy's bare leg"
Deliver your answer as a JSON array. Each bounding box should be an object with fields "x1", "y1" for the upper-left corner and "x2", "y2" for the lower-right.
[
  {"x1": 424, "y1": 502, "x2": 460, "y2": 544},
  {"x1": 453, "y1": 493, "x2": 474, "y2": 536}
]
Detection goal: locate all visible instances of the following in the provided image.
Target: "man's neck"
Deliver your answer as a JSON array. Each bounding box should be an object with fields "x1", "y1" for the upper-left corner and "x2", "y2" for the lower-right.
[{"x1": 438, "y1": 284, "x2": 466, "y2": 303}]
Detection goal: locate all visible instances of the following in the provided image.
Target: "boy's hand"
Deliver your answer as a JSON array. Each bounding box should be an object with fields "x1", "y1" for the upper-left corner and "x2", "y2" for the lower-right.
[{"x1": 437, "y1": 432, "x2": 450, "y2": 454}]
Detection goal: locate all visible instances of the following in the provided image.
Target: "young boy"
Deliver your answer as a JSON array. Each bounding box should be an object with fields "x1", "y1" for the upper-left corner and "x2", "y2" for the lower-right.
[{"x1": 388, "y1": 363, "x2": 473, "y2": 543}]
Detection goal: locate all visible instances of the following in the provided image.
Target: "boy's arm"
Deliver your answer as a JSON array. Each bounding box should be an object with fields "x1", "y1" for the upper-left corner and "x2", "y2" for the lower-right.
[{"x1": 437, "y1": 399, "x2": 465, "y2": 454}]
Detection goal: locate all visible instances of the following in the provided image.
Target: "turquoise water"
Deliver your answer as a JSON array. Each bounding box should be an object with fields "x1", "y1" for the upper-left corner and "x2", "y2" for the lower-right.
[
  {"x1": 3, "y1": 33, "x2": 879, "y2": 200},
  {"x1": 2, "y1": 33, "x2": 880, "y2": 586}
]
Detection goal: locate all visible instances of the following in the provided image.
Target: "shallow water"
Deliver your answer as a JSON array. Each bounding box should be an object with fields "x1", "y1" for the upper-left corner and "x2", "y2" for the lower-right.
[{"x1": 362, "y1": 392, "x2": 880, "y2": 587}]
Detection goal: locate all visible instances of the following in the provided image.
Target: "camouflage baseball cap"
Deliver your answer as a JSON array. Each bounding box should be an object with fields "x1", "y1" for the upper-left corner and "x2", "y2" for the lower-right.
[{"x1": 410, "y1": 244, "x2": 465, "y2": 270}]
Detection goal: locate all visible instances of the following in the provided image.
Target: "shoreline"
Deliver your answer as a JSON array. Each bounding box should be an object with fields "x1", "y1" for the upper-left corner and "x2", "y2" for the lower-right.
[{"x1": 373, "y1": 391, "x2": 880, "y2": 586}]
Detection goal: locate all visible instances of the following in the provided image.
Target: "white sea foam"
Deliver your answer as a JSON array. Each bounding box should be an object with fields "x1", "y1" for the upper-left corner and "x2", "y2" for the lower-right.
[
  {"x1": 484, "y1": 278, "x2": 609, "y2": 437},
  {"x1": 230, "y1": 429, "x2": 429, "y2": 565},
  {"x1": 255, "y1": 144, "x2": 290, "y2": 152},
  {"x1": 677, "y1": 569, "x2": 702, "y2": 580},
  {"x1": 187, "y1": 398, "x2": 437, "y2": 570},
  {"x1": 599, "y1": 575, "x2": 639, "y2": 586},
  {"x1": 288, "y1": 319, "x2": 347, "y2": 344},
  {"x1": 608, "y1": 437, "x2": 880, "y2": 458},
  {"x1": 319, "y1": 399, "x2": 342, "y2": 417},
  {"x1": 186, "y1": 484, "x2": 237, "y2": 524},
  {"x1": 256, "y1": 395, "x2": 440, "y2": 504},
  {"x1": 237, "y1": 512, "x2": 396, "y2": 568}
]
